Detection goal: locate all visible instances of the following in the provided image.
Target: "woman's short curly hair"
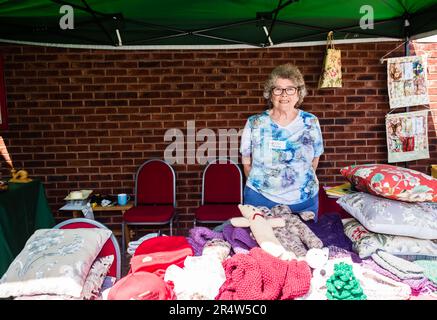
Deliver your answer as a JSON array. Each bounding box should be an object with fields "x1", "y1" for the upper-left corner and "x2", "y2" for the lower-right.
[{"x1": 263, "y1": 63, "x2": 307, "y2": 107}]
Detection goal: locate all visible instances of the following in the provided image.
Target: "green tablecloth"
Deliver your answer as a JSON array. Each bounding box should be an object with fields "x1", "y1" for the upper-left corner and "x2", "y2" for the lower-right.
[{"x1": 0, "y1": 180, "x2": 55, "y2": 276}]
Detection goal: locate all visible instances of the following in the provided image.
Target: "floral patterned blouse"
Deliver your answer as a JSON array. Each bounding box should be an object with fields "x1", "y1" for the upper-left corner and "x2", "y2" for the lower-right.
[{"x1": 240, "y1": 109, "x2": 324, "y2": 205}]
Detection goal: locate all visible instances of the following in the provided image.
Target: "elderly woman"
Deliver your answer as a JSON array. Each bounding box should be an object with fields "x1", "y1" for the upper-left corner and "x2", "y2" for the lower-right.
[{"x1": 240, "y1": 63, "x2": 324, "y2": 221}]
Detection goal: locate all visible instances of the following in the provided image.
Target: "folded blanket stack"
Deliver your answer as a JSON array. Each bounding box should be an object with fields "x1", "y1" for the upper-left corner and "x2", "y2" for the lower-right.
[
  {"x1": 371, "y1": 250, "x2": 424, "y2": 280},
  {"x1": 361, "y1": 258, "x2": 437, "y2": 296},
  {"x1": 299, "y1": 256, "x2": 411, "y2": 300}
]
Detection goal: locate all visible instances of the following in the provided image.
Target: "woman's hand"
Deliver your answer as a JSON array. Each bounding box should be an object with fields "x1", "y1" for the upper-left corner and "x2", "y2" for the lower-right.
[
  {"x1": 242, "y1": 156, "x2": 252, "y2": 178},
  {"x1": 312, "y1": 157, "x2": 320, "y2": 171}
]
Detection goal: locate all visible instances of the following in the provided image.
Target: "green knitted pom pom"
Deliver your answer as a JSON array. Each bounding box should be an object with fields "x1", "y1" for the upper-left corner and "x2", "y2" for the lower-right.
[{"x1": 326, "y1": 262, "x2": 367, "y2": 300}]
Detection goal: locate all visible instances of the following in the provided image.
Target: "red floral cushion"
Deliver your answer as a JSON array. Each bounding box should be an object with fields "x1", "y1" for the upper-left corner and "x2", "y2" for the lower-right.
[{"x1": 340, "y1": 164, "x2": 437, "y2": 203}]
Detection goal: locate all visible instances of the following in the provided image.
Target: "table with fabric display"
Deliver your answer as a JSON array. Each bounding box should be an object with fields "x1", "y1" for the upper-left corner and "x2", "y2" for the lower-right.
[{"x1": 0, "y1": 180, "x2": 55, "y2": 276}]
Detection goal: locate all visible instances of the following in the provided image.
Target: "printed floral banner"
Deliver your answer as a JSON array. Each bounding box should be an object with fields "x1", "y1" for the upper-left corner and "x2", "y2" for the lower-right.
[
  {"x1": 386, "y1": 110, "x2": 429, "y2": 163},
  {"x1": 318, "y1": 31, "x2": 342, "y2": 89},
  {"x1": 387, "y1": 55, "x2": 429, "y2": 109}
]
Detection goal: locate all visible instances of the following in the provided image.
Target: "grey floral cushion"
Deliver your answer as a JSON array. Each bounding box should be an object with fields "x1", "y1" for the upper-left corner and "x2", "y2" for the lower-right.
[
  {"x1": 14, "y1": 255, "x2": 114, "y2": 300},
  {"x1": 337, "y1": 192, "x2": 437, "y2": 239},
  {"x1": 0, "y1": 228, "x2": 111, "y2": 298},
  {"x1": 343, "y1": 218, "x2": 437, "y2": 259}
]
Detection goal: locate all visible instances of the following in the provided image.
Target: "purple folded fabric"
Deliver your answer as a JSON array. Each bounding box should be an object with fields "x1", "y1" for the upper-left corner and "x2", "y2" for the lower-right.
[
  {"x1": 222, "y1": 224, "x2": 259, "y2": 255},
  {"x1": 305, "y1": 213, "x2": 353, "y2": 252},
  {"x1": 187, "y1": 226, "x2": 224, "y2": 256},
  {"x1": 328, "y1": 245, "x2": 362, "y2": 264}
]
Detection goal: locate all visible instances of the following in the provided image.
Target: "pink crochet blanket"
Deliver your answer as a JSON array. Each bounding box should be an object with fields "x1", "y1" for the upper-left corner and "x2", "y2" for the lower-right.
[{"x1": 216, "y1": 247, "x2": 311, "y2": 300}]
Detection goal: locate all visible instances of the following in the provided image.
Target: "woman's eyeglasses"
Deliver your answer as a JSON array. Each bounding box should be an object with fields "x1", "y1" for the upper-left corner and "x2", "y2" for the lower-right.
[{"x1": 272, "y1": 87, "x2": 298, "y2": 96}]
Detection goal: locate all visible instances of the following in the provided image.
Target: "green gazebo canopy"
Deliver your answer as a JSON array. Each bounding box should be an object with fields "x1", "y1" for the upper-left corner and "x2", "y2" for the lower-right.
[{"x1": 0, "y1": 0, "x2": 436, "y2": 48}]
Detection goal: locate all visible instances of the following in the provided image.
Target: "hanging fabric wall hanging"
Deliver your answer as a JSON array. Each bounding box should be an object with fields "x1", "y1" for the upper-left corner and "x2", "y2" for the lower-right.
[
  {"x1": 318, "y1": 31, "x2": 342, "y2": 89},
  {"x1": 385, "y1": 110, "x2": 430, "y2": 163},
  {"x1": 387, "y1": 55, "x2": 429, "y2": 109}
]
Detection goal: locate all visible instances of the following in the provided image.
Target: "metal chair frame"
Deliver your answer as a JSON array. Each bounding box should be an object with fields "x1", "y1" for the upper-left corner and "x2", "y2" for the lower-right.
[
  {"x1": 194, "y1": 157, "x2": 243, "y2": 226},
  {"x1": 122, "y1": 159, "x2": 177, "y2": 255}
]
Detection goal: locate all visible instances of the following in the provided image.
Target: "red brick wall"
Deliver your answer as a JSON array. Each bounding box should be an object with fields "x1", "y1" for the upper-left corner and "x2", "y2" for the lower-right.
[{"x1": 1, "y1": 41, "x2": 436, "y2": 237}]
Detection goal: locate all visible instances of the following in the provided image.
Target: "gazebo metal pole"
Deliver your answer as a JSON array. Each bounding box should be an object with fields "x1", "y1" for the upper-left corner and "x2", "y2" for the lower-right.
[{"x1": 403, "y1": 35, "x2": 410, "y2": 169}]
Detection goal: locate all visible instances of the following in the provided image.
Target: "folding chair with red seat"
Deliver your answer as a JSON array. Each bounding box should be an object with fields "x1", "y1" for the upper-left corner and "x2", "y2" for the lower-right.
[
  {"x1": 194, "y1": 158, "x2": 243, "y2": 226},
  {"x1": 54, "y1": 218, "x2": 121, "y2": 280},
  {"x1": 122, "y1": 159, "x2": 177, "y2": 254}
]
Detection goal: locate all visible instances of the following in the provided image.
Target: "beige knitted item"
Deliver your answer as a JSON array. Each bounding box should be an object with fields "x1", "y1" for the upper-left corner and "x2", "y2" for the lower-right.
[
  {"x1": 358, "y1": 268, "x2": 411, "y2": 300},
  {"x1": 372, "y1": 250, "x2": 424, "y2": 279}
]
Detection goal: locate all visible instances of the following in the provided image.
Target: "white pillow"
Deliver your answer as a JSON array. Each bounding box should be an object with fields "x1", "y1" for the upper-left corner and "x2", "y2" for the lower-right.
[
  {"x1": 0, "y1": 228, "x2": 111, "y2": 298},
  {"x1": 337, "y1": 192, "x2": 437, "y2": 239}
]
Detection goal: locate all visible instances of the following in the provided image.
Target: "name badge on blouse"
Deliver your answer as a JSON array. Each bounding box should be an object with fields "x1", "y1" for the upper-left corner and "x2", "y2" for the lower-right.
[{"x1": 270, "y1": 140, "x2": 286, "y2": 150}]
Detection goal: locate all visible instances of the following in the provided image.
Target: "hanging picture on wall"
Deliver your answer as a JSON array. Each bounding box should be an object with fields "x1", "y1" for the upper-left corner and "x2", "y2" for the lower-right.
[
  {"x1": 386, "y1": 110, "x2": 429, "y2": 163},
  {"x1": 0, "y1": 55, "x2": 7, "y2": 130},
  {"x1": 387, "y1": 55, "x2": 429, "y2": 109}
]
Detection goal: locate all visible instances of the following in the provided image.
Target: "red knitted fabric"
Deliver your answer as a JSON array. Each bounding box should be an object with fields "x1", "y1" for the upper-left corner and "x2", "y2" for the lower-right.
[
  {"x1": 130, "y1": 247, "x2": 193, "y2": 274},
  {"x1": 133, "y1": 236, "x2": 191, "y2": 256},
  {"x1": 217, "y1": 247, "x2": 288, "y2": 300},
  {"x1": 281, "y1": 259, "x2": 312, "y2": 300},
  {"x1": 129, "y1": 236, "x2": 193, "y2": 274}
]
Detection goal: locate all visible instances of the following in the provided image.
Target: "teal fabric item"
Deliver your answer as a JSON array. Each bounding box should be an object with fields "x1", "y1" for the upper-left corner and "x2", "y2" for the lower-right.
[
  {"x1": 0, "y1": 1, "x2": 436, "y2": 47},
  {"x1": 415, "y1": 260, "x2": 437, "y2": 285},
  {"x1": 0, "y1": 180, "x2": 55, "y2": 276}
]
